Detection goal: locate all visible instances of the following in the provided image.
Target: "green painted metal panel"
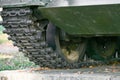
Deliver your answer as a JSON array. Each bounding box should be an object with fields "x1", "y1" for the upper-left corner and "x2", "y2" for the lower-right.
[{"x1": 39, "y1": 4, "x2": 120, "y2": 36}]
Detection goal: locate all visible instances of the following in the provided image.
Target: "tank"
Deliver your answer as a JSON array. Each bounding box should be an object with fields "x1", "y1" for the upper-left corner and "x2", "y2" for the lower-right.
[{"x1": 0, "y1": 0, "x2": 120, "y2": 68}]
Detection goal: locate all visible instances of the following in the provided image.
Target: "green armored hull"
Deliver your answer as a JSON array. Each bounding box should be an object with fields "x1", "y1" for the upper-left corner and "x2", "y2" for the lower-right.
[
  {"x1": 40, "y1": 4, "x2": 120, "y2": 36},
  {"x1": 1, "y1": 0, "x2": 120, "y2": 68}
]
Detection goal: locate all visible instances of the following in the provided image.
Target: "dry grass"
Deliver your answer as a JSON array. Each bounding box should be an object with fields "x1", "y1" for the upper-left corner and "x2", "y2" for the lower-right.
[
  {"x1": 0, "y1": 54, "x2": 13, "y2": 59},
  {"x1": 0, "y1": 52, "x2": 37, "y2": 71},
  {"x1": 0, "y1": 31, "x2": 37, "y2": 71},
  {"x1": 0, "y1": 34, "x2": 11, "y2": 44}
]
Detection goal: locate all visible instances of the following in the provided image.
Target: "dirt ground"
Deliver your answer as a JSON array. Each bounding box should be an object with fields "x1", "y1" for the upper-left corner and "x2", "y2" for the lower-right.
[
  {"x1": 0, "y1": 66, "x2": 120, "y2": 80},
  {"x1": 0, "y1": 43, "x2": 18, "y2": 54},
  {"x1": 0, "y1": 42, "x2": 18, "y2": 54},
  {"x1": 0, "y1": 34, "x2": 18, "y2": 54}
]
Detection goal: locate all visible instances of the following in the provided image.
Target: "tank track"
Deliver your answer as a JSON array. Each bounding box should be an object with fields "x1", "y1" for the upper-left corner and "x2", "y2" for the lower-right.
[{"x1": 1, "y1": 7, "x2": 119, "y2": 69}]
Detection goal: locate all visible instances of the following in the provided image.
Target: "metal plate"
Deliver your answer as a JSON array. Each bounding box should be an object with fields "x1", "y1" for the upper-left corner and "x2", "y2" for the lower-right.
[
  {"x1": 47, "y1": 0, "x2": 120, "y2": 7},
  {"x1": 0, "y1": 0, "x2": 45, "y2": 7},
  {"x1": 39, "y1": 4, "x2": 120, "y2": 36}
]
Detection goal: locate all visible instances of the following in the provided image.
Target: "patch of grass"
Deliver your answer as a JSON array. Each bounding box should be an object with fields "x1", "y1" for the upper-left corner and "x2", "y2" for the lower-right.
[
  {"x1": 0, "y1": 32, "x2": 38, "y2": 71},
  {"x1": 0, "y1": 25, "x2": 5, "y2": 34},
  {"x1": 0, "y1": 26, "x2": 8, "y2": 44},
  {"x1": 0, "y1": 53, "x2": 37, "y2": 71},
  {"x1": 0, "y1": 54, "x2": 13, "y2": 59}
]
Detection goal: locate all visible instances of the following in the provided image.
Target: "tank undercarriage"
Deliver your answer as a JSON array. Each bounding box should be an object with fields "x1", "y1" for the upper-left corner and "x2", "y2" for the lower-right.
[{"x1": 1, "y1": 7, "x2": 120, "y2": 69}]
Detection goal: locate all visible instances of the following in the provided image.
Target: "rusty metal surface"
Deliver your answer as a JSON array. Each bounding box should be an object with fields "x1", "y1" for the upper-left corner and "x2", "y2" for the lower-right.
[{"x1": 0, "y1": 66, "x2": 120, "y2": 80}]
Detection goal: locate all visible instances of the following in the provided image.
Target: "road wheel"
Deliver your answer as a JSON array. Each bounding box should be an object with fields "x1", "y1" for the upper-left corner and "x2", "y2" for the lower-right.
[
  {"x1": 46, "y1": 23, "x2": 87, "y2": 66},
  {"x1": 87, "y1": 37, "x2": 117, "y2": 60}
]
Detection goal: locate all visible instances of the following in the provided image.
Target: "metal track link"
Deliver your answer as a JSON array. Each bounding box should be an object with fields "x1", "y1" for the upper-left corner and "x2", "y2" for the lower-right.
[{"x1": 1, "y1": 7, "x2": 115, "y2": 69}]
